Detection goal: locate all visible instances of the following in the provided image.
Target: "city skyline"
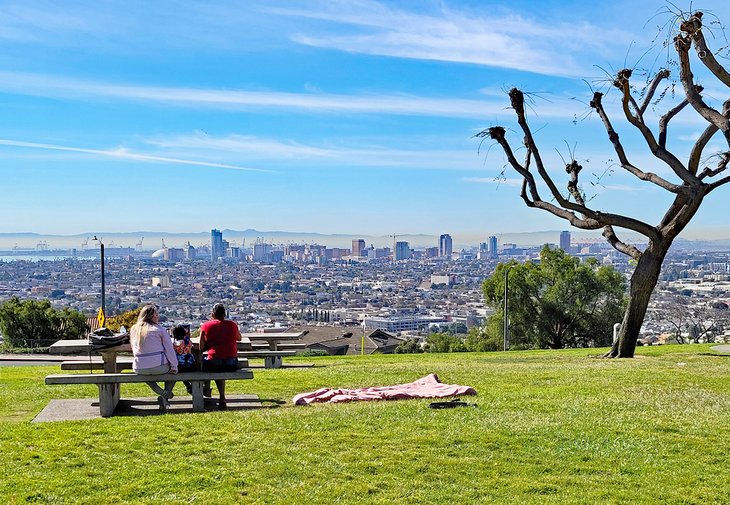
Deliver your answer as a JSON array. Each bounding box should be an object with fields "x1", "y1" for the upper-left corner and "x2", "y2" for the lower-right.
[
  {"x1": 0, "y1": 227, "x2": 631, "y2": 251},
  {"x1": 2, "y1": 1, "x2": 730, "y2": 240}
]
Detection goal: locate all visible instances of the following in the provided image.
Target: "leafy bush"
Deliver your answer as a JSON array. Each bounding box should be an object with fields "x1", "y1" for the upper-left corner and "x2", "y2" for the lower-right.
[
  {"x1": 299, "y1": 349, "x2": 330, "y2": 357},
  {"x1": 395, "y1": 338, "x2": 423, "y2": 354},
  {"x1": 425, "y1": 333, "x2": 467, "y2": 353},
  {"x1": 465, "y1": 321, "x2": 506, "y2": 352},
  {"x1": 104, "y1": 307, "x2": 142, "y2": 332},
  {"x1": 0, "y1": 297, "x2": 87, "y2": 348}
]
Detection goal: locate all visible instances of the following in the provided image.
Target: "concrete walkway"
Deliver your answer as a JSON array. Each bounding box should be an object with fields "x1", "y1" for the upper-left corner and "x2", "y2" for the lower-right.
[
  {"x1": 711, "y1": 345, "x2": 730, "y2": 353},
  {"x1": 33, "y1": 394, "x2": 264, "y2": 422},
  {"x1": 0, "y1": 353, "x2": 75, "y2": 366}
]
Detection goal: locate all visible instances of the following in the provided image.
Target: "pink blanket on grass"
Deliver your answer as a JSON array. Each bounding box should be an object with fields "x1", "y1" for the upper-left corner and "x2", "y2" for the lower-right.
[{"x1": 292, "y1": 373, "x2": 476, "y2": 406}]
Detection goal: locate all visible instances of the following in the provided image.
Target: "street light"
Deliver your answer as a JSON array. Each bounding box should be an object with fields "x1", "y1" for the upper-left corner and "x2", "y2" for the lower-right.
[
  {"x1": 93, "y1": 236, "x2": 105, "y2": 321},
  {"x1": 503, "y1": 265, "x2": 511, "y2": 351}
]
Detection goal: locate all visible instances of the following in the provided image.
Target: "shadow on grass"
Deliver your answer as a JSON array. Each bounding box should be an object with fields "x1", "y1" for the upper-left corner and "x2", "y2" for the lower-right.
[{"x1": 110, "y1": 396, "x2": 285, "y2": 417}]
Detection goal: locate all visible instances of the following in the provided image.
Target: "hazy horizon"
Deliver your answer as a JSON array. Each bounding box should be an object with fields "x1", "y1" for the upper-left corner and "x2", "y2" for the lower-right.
[{"x1": 0, "y1": 227, "x2": 700, "y2": 251}]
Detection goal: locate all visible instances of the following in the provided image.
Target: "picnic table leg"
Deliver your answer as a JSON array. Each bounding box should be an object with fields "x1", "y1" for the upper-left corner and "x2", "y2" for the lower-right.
[
  {"x1": 98, "y1": 383, "x2": 120, "y2": 417},
  {"x1": 99, "y1": 351, "x2": 118, "y2": 373},
  {"x1": 191, "y1": 381, "x2": 205, "y2": 412},
  {"x1": 268, "y1": 341, "x2": 277, "y2": 351},
  {"x1": 265, "y1": 356, "x2": 283, "y2": 369}
]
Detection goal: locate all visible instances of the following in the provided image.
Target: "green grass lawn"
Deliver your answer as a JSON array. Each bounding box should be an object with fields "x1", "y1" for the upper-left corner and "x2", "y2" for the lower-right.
[{"x1": 2, "y1": 345, "x2": 730, "y2": 504}]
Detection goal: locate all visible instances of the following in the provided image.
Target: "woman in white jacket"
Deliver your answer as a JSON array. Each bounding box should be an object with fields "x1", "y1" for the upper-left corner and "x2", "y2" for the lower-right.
[{"x1": 130, "y1": 304, "x2": 178, "y2": 412}]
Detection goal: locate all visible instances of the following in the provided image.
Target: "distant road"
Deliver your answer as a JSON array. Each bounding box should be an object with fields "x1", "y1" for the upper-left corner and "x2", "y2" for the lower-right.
[
  {"x1": 0, "y1": 354, "x2": 71, "y2": 367},
  {"x1": 711, "y1": 345, "x2": 730, "y2": 353}
]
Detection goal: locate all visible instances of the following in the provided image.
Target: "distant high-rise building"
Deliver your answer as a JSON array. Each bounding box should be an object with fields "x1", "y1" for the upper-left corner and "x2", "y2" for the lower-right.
[
  {"x1": 352, "y1": 239, "x2": 366, "y2": 257},
  {"x1": 488, "y1": 235, "x2": 498, "y2": 257},
  {"x1": 185, "y1": 242, "x2": 196, "y2": 261},
  {"x1": 439, "y1": 234, "x2": 453, "y2": 259},
  {"x1": 253, "y1": 243, "x2": 272, "y2": 262},
  {"x1": 211, "y1": 229, "x2": 224, "y2": 260},
  {"x1": 165, "y1": 248, "x2": 185, "y2": 262},
  {"x1": 477, "y1": 242, "x2": 489, "y2": 260},
  {"x1": 560, "y1": 231, "x2": 571, "y2": 252},
  {"x1": 395, "y1": 241, "x2": 411, "y2": 261}
]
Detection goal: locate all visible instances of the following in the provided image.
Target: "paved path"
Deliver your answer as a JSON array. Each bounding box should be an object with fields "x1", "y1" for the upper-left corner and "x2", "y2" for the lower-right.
[
  {"x1": 0, "y1": 353, "x2": 81, "y2": 367},
  {"x1": 34, "y1": 394, "x2": 264, "y2": 422},
  {"x1": 711, "y1": 345, "x2": 730, "y2": 353}
]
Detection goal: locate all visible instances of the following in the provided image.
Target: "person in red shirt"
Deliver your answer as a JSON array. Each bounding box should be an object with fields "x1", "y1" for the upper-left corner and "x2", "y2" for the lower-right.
[{"x1": 199, "y1": 303, "x2": 242, "y2": 409}]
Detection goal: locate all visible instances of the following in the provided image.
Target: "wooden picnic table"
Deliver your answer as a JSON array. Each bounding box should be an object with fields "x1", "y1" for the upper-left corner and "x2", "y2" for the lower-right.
[
  {"x1": 49, "y1": 339, "x2": 132, "y2": 373},
  {"x1": 49, "y1": 330, "x2": 306, "y2": 372},
  {"x1": 51, "y1": 338, "x2": 207, "y2": 373},
  {"x1": 240, "y1": 332, "x2": 306, "y2": 351}
]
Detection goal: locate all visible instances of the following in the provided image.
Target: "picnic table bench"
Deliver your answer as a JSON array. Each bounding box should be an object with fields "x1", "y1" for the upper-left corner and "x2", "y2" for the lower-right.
[
  {"x1": 241, "y1": 332, "x2": 305, "y2": 350},
  {"x1": 250, "y1": 342, "x2": 306, "y2": 351},
  {"x1": 237, "y1": 350, "x2": 296, "y2": 369},
  {"x1": 59, "y1": 358, "x2": 250, "y2": 371},
  {"x1": 46, "y1": 369, "x2": 254, "y2": 417}
]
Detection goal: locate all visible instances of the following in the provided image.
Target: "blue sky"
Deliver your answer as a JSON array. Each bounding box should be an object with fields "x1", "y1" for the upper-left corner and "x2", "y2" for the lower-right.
[{"x1": 1, "y1": 0, "x2": 730, "y2": 243}]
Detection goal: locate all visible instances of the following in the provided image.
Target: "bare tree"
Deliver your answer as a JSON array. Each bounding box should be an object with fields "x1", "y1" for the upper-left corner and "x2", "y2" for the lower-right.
[{"x1": 481, "y1": 11, "x2": 730, "y2": 357}]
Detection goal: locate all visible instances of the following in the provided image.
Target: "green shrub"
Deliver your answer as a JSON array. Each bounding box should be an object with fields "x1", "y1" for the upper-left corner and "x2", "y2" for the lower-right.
[
  {"x1": 299, "y1": 349, "x2": 330, "y2": 357},
  {"x1": 395, "y1": 338, "x2": 423, "y2": 354},
  {"x1": 0, "y1": 297, "x2": 87, "y2": 349}
]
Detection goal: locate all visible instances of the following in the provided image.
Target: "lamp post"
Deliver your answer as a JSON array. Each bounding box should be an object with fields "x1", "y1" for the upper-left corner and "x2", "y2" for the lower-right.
[
  {"x1": 503, "y1": 266, "x2": 511, "y2": 351},
  {"x1": 93, "y1": 236, "x2": 105, "y2": 319}
]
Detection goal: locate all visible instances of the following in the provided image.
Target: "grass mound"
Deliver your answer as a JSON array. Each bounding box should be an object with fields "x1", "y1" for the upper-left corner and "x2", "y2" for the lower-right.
[{"x1": 1, "y1": 344, "x2": 729, "y2": 503}]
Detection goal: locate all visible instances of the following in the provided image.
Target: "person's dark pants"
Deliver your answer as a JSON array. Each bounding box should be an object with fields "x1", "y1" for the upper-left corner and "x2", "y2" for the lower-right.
[
  {"x1": 202, "y1": 357, "x2": 239, "y2": 406},
  {"x1": 178, "y1": 364, "x2": 196, "y2": 394}
]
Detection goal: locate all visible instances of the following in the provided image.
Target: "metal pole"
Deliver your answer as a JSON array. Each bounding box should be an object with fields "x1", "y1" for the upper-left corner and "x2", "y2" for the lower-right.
[
  {"x1": 503, "y1": 267, "x2": 509, "y2": 351},
  {"x1": 94, "y1": 236, "x2": 106, "y2": 318},
  {"x1": 100, "y1": 241, "x2": 106, "y2": 317}
]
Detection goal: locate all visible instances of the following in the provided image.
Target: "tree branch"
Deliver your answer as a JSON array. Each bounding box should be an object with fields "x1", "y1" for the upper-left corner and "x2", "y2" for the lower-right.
[
  {"x1": 683, "y1": 12, "x2": 730, "y2": 87},
  {"x1": 699, "y1": 151, "x2": 730, "y2": 180},
  {"x1": 590, "y1": 91, "x2": 682, "y2": 193},
  {"x1": 640, "y1": 69, "x2": 671, "y2": 114},
  {"x1": 509, "y1": 89, "x2": 572, "y2": 207},
  {"x1": 706, "y1": 171, "x2": 730, "y2": 193},
  {"x1": 602, "y1": 225, "x2": 642, "y2": 260},
  {"x1": 695, "y1": 100, "x2": 730, "y2": 177},
  {"x1": 690, "y1": 123, "x2": 719, "y2": 176},
  {"x1": 675, "y1": 30, "x2": 730, "y2": 137},
  {"x1": 487, "y1": 123, "x2": 662, "y2": 243},
  {"x1": 614, "y1": 69, "x2": 701, "y2": 186},
  {"x1": 658, "y1": 98, "x2": 690, "y2": 148},
  {"x1": 565, "y1": 160, "x2": 586, "y2": 206}
]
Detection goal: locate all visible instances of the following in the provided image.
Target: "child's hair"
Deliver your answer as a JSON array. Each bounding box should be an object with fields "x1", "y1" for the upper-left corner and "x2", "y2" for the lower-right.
[{"x1": 172, "y1": 324, "x2": 188, "y2": 339}]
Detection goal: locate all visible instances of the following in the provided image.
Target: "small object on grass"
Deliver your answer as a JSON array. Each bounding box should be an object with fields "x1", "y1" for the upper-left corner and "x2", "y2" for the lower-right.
[
  {"x1": 429, "y1": 398, "x2": 477, "y2": 409},
  {"x1": 677, "y1": 362, "x2": 687, "y2": 366}
]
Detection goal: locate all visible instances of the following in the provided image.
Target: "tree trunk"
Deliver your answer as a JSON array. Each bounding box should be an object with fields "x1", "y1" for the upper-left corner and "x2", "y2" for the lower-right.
[{"x1": 604, "y1": 242, "x2": 669, "y2": 358}]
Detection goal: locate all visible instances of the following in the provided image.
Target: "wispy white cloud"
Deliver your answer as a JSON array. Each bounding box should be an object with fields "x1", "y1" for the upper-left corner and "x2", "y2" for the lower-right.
[
  {"x1": 461, "y1": 176, "x2": 523, "y2": 186},
  {"x1": 0, "y1": 70, "x2": 596, "y2": 120},
  {"x1": 145, "y1": 133, "x2": 484, "y2": 170},
  {"x1": 0, "y1": 139, "x2": 270, "y2": 172},
  {"x1": 270, "y1": 1, "x2": 629, "y2": 78}
]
